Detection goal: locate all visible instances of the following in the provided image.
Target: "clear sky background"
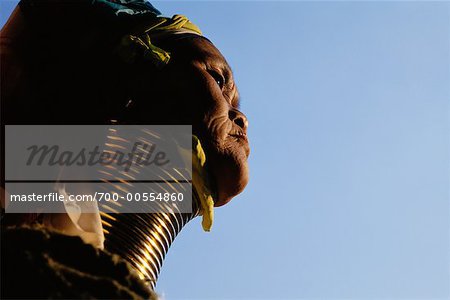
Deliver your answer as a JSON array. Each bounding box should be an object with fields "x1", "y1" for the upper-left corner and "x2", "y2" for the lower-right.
[{"x1": 1, "y1": 1, "x2": 449, "y2": 299}]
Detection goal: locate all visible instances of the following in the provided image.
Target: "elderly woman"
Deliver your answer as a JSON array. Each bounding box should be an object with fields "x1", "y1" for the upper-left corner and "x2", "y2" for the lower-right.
[{"x1": 0, "y1": 1, "x2": 249, "y2": 298}]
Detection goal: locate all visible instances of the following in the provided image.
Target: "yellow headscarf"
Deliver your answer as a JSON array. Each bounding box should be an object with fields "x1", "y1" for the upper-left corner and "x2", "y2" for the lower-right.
[{"x1": 116, "y1": 14, "x2": 202, "y2": 68}]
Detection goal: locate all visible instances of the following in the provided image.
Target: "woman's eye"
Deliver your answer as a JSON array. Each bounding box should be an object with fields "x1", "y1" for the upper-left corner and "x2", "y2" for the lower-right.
[{"x1": 209, "y1": 70, "x2": 225, "y2": 89}]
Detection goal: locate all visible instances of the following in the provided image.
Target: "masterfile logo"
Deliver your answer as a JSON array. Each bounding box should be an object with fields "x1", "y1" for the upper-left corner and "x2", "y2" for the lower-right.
[{"x1": 4, "y1": 125, "x2": 193, "y2": 213}]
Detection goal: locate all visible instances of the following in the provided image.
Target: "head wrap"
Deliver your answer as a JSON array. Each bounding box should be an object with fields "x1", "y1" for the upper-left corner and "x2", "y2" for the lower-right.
[
  {"x1": 92, "y1": 0, "x2": 161, "y2": 17},
  {"x1": 92, "y1": 0, "x2": 161, "y2": 16},
  {"x1": 18, "y1": 0, "x2": 202, "y2": 67},
  {"x1": 116, "y1": 14, "x2": 203, "y2": 68},
  {"x1": 91, "y1": 1, "x2": 203, "y2": 67}
]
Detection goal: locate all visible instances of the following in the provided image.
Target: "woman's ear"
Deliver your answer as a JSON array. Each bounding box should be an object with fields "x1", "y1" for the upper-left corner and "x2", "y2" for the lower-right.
[{"x1": 109, "y1": 60, "x2": 162, "y2": 124}]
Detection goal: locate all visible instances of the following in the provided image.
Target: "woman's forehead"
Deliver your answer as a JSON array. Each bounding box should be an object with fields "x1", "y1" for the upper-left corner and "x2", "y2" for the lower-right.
[{"x1": 161, "y1": 36, "x2": 229, "y2": 67}]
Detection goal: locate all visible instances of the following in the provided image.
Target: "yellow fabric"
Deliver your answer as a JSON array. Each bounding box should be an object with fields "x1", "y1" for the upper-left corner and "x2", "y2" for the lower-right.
[
  {"x1": 129, "y1": 34, "x2": 171, "y2": 65},
  {"x1": 143, "y1": 14, "x2": 202, "y2": 35},
  {"x1": 191, "y1": 136, "x2": 214, "y2": 232},
  {"x1": 120, "y1": 14, "x2": 202, "y2": 67}
]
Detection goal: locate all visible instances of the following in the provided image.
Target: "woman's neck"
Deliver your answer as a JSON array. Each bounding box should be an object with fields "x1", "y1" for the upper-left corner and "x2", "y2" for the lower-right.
[{"x1": 101, "y1": 204, "x2": 199, "y2": 289}]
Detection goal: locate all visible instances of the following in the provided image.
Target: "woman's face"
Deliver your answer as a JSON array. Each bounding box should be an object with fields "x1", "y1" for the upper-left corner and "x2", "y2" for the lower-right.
[{"x1": 130, "y1": 37, "x2": 250, "y2": 206}]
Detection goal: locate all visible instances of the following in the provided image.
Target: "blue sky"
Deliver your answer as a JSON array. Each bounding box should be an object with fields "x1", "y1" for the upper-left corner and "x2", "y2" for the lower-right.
[{"x1": 1, "y1": 1, "x2": 449, "y2": 299}]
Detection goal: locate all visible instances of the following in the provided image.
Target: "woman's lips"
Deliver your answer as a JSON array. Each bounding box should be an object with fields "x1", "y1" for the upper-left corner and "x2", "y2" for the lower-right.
[
  {"x1": 228, "y1": 133, "x2": 250, "y2": 157},
  {"x1": 229, "y1": 132, "x2": 247, "y2": 141},
  {"x1": 196, "y1": 132, "x2": 250, "y2": 206}
]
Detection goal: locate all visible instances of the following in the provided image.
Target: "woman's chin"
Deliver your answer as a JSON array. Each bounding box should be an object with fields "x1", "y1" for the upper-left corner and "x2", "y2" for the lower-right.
[{"x1": 210, "y1": 150, "x2": 249, "y2": 207}]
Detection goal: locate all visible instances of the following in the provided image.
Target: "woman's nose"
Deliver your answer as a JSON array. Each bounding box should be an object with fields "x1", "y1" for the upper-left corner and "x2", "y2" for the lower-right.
[{"x1": 229, "y1": 109, "x2": 249, "y2": 132}]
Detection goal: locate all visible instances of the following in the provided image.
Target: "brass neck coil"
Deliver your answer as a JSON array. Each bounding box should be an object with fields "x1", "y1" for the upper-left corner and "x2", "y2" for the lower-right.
[{"x1": 101, "y1": 201, "x2": 199, "y2": 289}]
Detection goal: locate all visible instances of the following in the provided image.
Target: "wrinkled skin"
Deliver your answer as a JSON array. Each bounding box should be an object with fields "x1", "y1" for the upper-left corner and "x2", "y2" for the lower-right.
[{"x1": 126, "y1": 37, "x2": 250, "y2": 206}]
